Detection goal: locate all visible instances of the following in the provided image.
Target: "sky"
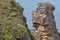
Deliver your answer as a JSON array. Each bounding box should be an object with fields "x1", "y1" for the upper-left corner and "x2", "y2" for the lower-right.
[{"x1": 16, "y1": 0, "x2": 60, "y2": 32}]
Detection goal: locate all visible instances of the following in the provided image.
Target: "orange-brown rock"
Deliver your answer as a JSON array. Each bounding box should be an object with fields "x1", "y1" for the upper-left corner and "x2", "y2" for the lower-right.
[{"x1": 32, "y1": 3, "x2": 59, "y2": 40}]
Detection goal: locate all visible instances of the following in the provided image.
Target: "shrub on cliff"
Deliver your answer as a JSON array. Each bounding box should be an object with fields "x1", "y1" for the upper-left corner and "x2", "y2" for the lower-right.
[{"x1": 0, "y1": 0, "x2": 27, "y2": 40}]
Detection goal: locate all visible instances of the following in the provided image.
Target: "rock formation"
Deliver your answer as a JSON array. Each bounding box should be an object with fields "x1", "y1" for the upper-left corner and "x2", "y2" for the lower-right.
[{"x1": 32, "y1": 3, "x2": 59, "y2": 40}]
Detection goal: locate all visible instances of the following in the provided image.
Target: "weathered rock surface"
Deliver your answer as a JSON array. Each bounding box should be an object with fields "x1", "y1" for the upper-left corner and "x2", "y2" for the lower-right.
[{"x1": 32, "y1": 3, "x2": 59, "y2": 40}]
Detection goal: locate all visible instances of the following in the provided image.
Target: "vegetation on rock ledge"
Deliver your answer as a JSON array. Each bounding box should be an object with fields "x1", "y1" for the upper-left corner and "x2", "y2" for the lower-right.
[{"x1": 0, "y1": 0, "x2": 27, "y2": 40}]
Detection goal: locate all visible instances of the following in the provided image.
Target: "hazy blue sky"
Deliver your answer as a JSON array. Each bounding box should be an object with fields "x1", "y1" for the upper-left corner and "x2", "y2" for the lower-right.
[{"x1": 16, "y1": 0, "x2": 60, "y2": 32}]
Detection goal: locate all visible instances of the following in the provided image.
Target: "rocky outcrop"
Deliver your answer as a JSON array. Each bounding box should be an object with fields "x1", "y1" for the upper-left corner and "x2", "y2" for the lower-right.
[{"x1": 32, "y1": 3, "x2": 59, "y2": 40}]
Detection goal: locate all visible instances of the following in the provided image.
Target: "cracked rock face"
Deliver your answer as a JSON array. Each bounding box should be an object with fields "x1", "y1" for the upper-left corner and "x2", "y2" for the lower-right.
[{"x1": 32, "y1": 3, "x2": 59, "y2": 40}]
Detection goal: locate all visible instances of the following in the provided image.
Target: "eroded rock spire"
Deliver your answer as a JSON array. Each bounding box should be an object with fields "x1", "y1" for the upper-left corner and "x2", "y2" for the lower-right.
[{"x1": 32, "y1": 3, "x2": 59, "y2": 40}]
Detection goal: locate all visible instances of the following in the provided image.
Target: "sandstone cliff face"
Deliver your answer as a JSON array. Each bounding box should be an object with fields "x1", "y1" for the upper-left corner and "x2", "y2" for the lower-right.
[
  {"x1": 0, "y1": 0, "x2": 33, "y2": 40},
  {"x1": 32, "y1": 3, "x2": 59, "y2": 40}
]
